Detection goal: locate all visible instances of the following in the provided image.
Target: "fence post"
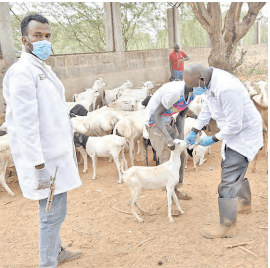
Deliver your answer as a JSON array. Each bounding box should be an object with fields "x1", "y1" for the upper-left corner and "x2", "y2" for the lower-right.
[
  {"x1": 167, "y1": 7, "x2": 181, "y2": 49},
  {"x1": 104, "y1": 2, "x2": 123, "y2": 52},
  {"x1": 253, "y1": 20, "x2": 261, "y2": 45},
  {"x1": 0, "y1": 3, "x2": 17, "y2": 64}
]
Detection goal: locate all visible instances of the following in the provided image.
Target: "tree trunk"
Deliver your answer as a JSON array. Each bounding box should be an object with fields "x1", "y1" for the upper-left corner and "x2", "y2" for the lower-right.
[{"x1": 189, "y1": 2, "x2": 266, "y2": 73}]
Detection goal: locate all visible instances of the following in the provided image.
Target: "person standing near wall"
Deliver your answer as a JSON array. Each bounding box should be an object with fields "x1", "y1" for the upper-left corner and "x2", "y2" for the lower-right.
[
  {"x1": 169, "y1": 43, "x2": 189, "y2": 81},
  {"x1": 3, "y1": 14, "x2": 82, "y2": 267}
]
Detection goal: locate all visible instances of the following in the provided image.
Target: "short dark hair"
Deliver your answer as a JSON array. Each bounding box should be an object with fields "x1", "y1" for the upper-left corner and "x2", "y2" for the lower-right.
[{"x1": 21, "y1": 14, "x2": 49, "y2": 36}]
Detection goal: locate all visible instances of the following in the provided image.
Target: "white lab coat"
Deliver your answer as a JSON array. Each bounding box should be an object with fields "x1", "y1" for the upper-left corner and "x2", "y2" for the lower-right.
[
  {"x1": 3, "y1": 52, "x2": 82, "y2": 200},
  {"x1": 194, "y1": 67, "x2": 263, "y2": 161}
]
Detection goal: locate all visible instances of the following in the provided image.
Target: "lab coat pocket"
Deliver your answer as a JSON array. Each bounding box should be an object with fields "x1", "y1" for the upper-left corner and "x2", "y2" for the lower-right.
[{"x1": 40, "y1": 128, "x2": 71, "y2": 161}]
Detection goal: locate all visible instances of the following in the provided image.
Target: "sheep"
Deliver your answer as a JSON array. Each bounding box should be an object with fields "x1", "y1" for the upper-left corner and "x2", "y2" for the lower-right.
[
  {"x1": 0, "y1": 135, "x2": 15, "y2": 196},
  {"x1": 73, "y1": 132, "x2": 128, "y2": 183},
  {"x1": 244, "y1": 80, "x2": 266, "y2": 105},
  {"x1": 254, "y1": 81, "x2": 268, "y2": 106},
  {"x1": 118, "y1": 81, "x2": 154, "y2": 100},
  {"x1": 69, "y1": 104, "x2": 88, "y2": 117},
  {"x1": 188, "y1": 94, "x2": 207, "y2": 116},
  {"x1": 66, "y1": 87, "x2": 100, "y2": 112},
  {"x1": 191, "y1": 131, "x2": 211, "y2": 170},
  {"x1": 113, "y1": 110, "x2": 146, "y2": 166},
  {"x1": 72, "y1": 78, "x2": 106, "y2": 111},
  {"x1": 71, "y1": 107, "x2": 123, "y2": 136},
  {"x1": 250, "y1": 95, "x2": 268, "y2": 173},
  {"x1": 122, "y1": 139, "x2": 187, "y2": 223},
  {"x1": 103, "y1": 80, "x2": 133, "y2": 105}
]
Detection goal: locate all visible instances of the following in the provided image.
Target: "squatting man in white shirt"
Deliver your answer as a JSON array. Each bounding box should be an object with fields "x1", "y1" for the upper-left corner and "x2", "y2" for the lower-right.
[
  {"x1": 3, "y1": 14, "x2": 82, "y2": 267},
  {"x1": 184, "y1": 63, "x2": 263, "y2": 239}
]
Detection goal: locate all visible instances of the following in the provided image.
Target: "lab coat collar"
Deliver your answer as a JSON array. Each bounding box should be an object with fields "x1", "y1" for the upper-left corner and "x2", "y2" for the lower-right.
[{"x1": 20, "y1": 52, "x2": 52, "y2": 72}]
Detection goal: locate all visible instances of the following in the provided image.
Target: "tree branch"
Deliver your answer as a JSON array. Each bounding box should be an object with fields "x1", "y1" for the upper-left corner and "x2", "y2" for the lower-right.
[{"x1": 188, "y1": 2, "x2": 210, "y2": 32}]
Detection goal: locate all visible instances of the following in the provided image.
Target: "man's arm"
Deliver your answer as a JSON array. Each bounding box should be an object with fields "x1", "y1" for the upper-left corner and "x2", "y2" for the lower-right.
[
  {"x1": 153, "y1": 103, "x2": 174, "y2": 148},
  {"x1": 169, "y1": 60, "x2": 174, "y2": 78},
  {"x1": 179, "y1": 55, "x2": 190, "y2": 64},
  {"x1": 175, "y1": 108, "x2": 189, "y2": 139}
]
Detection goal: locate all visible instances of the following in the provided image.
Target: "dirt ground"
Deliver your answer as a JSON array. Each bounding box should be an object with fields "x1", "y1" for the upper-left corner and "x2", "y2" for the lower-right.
[{"x1": 0, "y1": 74, "x2": 268, "y2": 268}]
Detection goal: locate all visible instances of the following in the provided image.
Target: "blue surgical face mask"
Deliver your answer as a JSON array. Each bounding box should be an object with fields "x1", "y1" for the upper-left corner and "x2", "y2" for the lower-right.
[
  {"x1": 25, "y1": 38, "x2": 52, "y2": 60},
  {"x1": 193, "y1": 78, "x2": 208, "y2": 95}
]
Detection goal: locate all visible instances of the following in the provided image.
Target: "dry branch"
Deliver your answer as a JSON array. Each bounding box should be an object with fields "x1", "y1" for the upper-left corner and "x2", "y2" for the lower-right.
[
  {"x1": 258, "y1": 226, "x2": 268, "y2": 229},
  {"x1": 135, "y1": 238, "x2": 152, "y2": 247},
  {"x1": 226, "y1": 240, "x2": 255, "y2": 248},
  {"x1": 238, "y1": 246, "x2": 258, "y2": 258}
]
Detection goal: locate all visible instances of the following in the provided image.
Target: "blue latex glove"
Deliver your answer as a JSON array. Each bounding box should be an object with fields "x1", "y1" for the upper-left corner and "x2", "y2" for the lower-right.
[
  {"x1": 199, "y1": 135, "x2": 217, "y2": 146},
  {"x1": 185, "y1": 130, "x2": 198, "y2": 145}
]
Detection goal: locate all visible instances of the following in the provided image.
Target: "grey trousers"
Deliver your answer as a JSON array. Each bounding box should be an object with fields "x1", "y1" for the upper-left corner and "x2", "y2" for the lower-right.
[
  {"x1": 219, "y1": 146, "x2": 249, "y2": 198},
  {"x1": 147, "y1": 124, "x2": 179, "y2": 164}
]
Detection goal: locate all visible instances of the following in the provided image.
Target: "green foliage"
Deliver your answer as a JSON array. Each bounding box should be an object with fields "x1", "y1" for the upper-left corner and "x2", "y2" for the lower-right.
[
  {"x1": 9, "y1": 2, "x2": 268, "y2": 55},
  {"x1": 178, "y1": 3, "x2": 207, "y2": 47}
]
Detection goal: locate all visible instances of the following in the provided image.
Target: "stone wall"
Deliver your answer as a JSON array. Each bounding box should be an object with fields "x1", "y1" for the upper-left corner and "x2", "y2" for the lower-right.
[{"x1": 0, "y1": 44, "x2": 268, "y2": 113}]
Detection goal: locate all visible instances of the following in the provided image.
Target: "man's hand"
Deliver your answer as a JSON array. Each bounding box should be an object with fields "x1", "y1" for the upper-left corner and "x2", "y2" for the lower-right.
[
  {"x1": 185, "y1": 130, "x2": 197, "y2": 145},
  {"x1": 35, "y1": 167, "x2": 51, "y2": 190},
  {"x1": 167, "y1": 137, "x2": 175, "y2": 150},
  {"x1": 178, "y1": 59, "x2": 183, "y2": 63},
  {"x1": 199, "y1": 135, "x2": 217, "y2": 146}
]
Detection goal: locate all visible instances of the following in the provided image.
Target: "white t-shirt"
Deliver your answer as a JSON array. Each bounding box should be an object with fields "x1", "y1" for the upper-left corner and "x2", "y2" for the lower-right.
[{"x1": 144, "y1": 81, "x2": 187, "y2": 125}]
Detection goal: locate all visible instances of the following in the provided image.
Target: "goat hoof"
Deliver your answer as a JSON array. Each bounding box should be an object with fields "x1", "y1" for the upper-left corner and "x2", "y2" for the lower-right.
[
  {"x1": 92, "y1": 177, "x2": 97, "y2": 180},
  {"x1": 82, "y1": 170, "x2": 87, "y2": 174},
  {"x1": 138, "y1": 218, "x2": 144, "y2": 223},
  {"x1": 180, "y1": 210, "x2": 185, "y2": 215},
  {"x1": 169, "y1": 218, "x2": 174, "y2": 223},
  {"x1": 117, "y1": 180, "x2": 122, "y2": 184},
  {"x1": 10, "y1": 193, "x2": 16, "y2": 197}
]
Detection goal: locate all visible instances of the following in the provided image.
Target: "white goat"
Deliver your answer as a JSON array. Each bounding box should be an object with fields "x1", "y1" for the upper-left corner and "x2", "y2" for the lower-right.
[
  {"x1": 73, "y1": 132, "x2": 127, "y2": 183},
  {"x1": 244, "y1": 80, "x2": 265, "y2": 105},
  {"x1": 122, "y1": 139, "x2": 187, "y2": 223},
  {"x1": 66, "y1": 78, "x2": 106, "y2": 112},
  {"x1": 188, "y1": 94, "x2": 207, "y2": 116},
  {"x1": 71, "y1": 107, "x2": 123, "y2": 136},
  {"x1": 191, "y1": 131, "x2": 211, "y2": 170},
  {"x1": 113, "y1": 110, "x2": 146, "y2": 166},
  {"x1": 103, "y1": 80, "x2": 133, "y2": 105},
  {"x1": 0, "y1": 135, "x2": 15, "y2": 196},
  {"x1": 254, "y1": 81, "x2": 268, "y2": 106}
]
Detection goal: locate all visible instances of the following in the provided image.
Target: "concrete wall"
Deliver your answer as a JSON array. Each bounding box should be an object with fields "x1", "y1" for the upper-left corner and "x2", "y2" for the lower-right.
[{"x1": 0, "y1": 44, "x2": 268, "y2": 113}]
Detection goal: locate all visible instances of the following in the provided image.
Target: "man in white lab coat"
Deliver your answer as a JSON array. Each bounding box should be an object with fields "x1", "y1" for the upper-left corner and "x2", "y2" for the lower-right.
[
  {"x1": 184, "y1": 63, "x2": 263, "y2": 239},
  {"x1": 3, "y1": 14, "x2": 82, "y2": 267}
]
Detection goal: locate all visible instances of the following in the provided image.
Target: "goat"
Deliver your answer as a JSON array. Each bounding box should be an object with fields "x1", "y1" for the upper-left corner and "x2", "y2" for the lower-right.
[
  {"x1": 0, "y1": 135, "x2": 15, "y2": 196},
  {"x1": 73, "y1": 132, "x2": 128, "y2": 183},
  {"x1": 122, "y1": 139, "x2": 187, "y2": 223},
  {"x1": 191, "y1": 131, "x2": 211, "y2": 170},
  {"x1": 250, "y1": 95, "x2": 268, "y2": 173},
  {"x1": 254, "y1": 81, "x2": 268, "y2": 106},
  {"x1": 113, "y1": 110, "x2": 146, "y2": 166},
  {"x1": 69, "y1": 104, "x2": 88, "y2": 117},
  {"x1": 103, "y1": 80, "x2": 133, "y2": 105},
  {"x1": 72, "y1": 78, "x2": 106, "y2": 111}
]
